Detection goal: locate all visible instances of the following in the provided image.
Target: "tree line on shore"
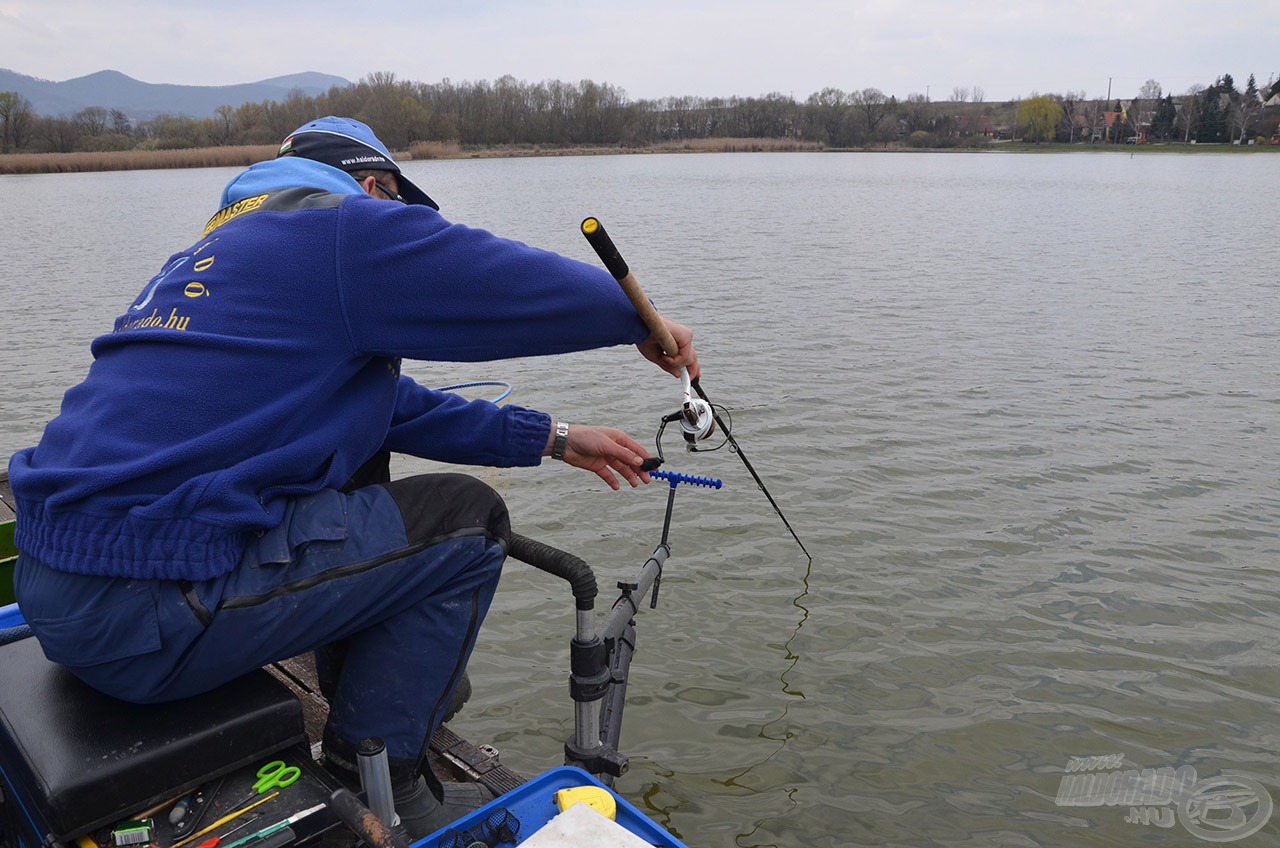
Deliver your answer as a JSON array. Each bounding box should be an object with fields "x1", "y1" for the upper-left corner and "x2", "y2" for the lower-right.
[
  {"x1": 0, "y1": 70, "x2": 1277, "y2": 156},
  {"x1": 1015, "y1": 74, "x2": 1278, "y2": 145}
]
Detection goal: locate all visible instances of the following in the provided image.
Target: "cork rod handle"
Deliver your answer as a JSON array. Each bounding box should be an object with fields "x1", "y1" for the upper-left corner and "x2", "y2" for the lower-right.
[{"x1": 581, "y1": 217, "x2": 679, "y2": 356}]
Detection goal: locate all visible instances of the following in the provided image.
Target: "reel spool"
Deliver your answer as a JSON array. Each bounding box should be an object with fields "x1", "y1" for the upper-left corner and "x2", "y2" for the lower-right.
[
  {"x1": 650, "y1": 367, "x2": 726, "y2": 465},
  {"x1": 679, "y1": 367, "x2": 716, "y2": 447}
]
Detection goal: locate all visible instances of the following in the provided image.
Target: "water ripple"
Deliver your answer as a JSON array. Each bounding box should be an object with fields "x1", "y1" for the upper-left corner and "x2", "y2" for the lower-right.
[{"x1": 4, "y1": 153, "x2": 1280, "y2": 847}]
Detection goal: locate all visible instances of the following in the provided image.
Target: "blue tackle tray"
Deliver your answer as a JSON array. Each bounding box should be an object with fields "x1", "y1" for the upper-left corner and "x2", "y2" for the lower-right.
[{"x1": 416, "y1": 766, "x2": 689, "y2": 847}]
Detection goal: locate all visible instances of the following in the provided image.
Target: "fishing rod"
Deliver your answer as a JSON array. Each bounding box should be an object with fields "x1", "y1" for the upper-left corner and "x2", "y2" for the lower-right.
[{"x1": 580, "y1": 217, "x2": 812, "y2": 563}]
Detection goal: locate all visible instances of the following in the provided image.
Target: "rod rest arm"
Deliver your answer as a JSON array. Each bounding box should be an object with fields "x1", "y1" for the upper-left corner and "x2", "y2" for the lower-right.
[{"x1": 509, "y1": 532, "x2": 597, "y2": 611}]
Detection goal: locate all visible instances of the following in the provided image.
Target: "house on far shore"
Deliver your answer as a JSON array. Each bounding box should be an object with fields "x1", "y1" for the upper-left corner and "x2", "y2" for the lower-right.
[
  {"x1": 1100, "y1": 111, "x2": 1131, "y2": 143},
  {"x1": 1075, "y1": 113, "x2": 1100, "y2": 143},
  {"x1": 954, "y1": 115, "x2": 995, "y2": 138},
  {"x1": 1256, "y1": 98, "x2": 1280, "y2": 143}
]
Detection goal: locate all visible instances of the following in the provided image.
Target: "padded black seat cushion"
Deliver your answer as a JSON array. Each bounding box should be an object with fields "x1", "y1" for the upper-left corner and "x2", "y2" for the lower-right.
[{"x1": 0, "y1": 635, "x2": 306, "y2": 842}]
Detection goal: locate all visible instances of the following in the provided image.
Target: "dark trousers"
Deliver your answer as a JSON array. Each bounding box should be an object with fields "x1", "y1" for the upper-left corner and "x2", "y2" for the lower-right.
[{"x1": 14, "y1": 473, "x2": 508, "y2": 772}]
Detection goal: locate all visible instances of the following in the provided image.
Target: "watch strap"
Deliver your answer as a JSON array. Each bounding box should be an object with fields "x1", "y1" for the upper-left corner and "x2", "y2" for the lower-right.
[{"x1": 551, "y1": 421, "x2": 570, "y2": 460}]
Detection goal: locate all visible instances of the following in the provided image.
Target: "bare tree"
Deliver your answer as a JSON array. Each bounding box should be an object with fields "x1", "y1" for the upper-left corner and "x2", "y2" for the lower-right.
[
  {"x1": 38, "y1": 116, "x2": 81, "y2": 152},
  {"x1": 805, "y1": 87, "x2": 849, "y2": 144},
  {"x1": 74, "y1": 106, "x2": 109, "y2": 137},
  {"x1": 352, "y1": 72, "x2": 417, "y2": 147},
  {"x1": 1083, "y1": 99, "x2": 1107, "y2": 143},
  {"x1": 1229, "y1": 75, "x2": 1263, "y2": 143},
  {"x1": 109, "y1": 109, "x2": 131, "y2": 136},
  {"x1": 1175, "y1": 84, "x2": 1204, "y2": 142},
  {"x1": 207, "y1": 104, "x2": 236, "y2": 145},
  {"x1": 0, "y1": 91, "x2": 34, "y2": 152},
  {"x1": 849, "y1": 87, "x2": 891, "y2": 138},
  {"x1": 949, "y1": 87, "x2": 969, "y2": 102},
  {"x1": 1137, "y1": 79, "x2": 1163, "y2": 100},
  {"x1": 971, "y1": 86, "x2": 985, "y2": 104},
  {"x1": 1055, "y1": 93, "x2": 1080, "y2": 143},
  {"x1": 736, "y1": 92, "x2": 795, "y2": 138},
  {"x1": 657, "y1": 95, "x2": 699, "y2": 140},
  {"x1": 1229, "y1": 98, "x2": 1262, "y2": 143},
  {"x1": 1131, "y1": 79, "x2": 1162, "y2": 139},
  {"x1": 899, "y1": 93, "x2": 933, "y2": 133},
  {"x1": 233, "y1": 101, "x2": 272, "y2": 145}
]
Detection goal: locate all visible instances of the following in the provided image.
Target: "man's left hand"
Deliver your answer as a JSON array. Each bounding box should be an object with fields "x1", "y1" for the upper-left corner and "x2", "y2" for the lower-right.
[{"x1": 547, "y1": 424, "x2": 652, "y2": 490}]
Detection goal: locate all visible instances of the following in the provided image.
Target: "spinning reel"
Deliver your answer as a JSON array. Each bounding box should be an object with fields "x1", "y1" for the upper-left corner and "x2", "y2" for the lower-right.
[
  {"x1": 675, "y1": 367, "x2": 716, "y2": 444},
  {"x1": 652, "y1": 366, "x2": 731, "y2": 462}
]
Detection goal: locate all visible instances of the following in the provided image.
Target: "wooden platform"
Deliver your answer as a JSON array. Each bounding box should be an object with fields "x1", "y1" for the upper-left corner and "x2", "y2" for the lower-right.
[{"x1": 0, "y1": 472, "x2": 14, "y2": 522}]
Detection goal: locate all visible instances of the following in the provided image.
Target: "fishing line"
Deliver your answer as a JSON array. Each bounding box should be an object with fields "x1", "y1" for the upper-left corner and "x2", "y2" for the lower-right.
[
  {"x1": 720, "y1": 555, "x2": 813, "y2": 806},
  {"x1": 691, "y1": 377, "x2": 812, "y2": 563},
  {"x1": 434, "y1": 379, "x2": 513, "y2": 404}
]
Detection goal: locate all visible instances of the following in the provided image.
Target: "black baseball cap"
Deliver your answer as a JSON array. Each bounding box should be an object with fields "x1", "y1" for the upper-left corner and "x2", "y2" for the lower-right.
[{"x1": 278, "y1": 116, "x2": 439, "y2": 210}]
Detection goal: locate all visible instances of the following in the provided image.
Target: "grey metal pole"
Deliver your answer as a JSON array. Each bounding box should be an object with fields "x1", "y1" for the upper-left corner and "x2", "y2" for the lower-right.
[
  {"x1": 598, "y1": 546, "x2": 669, "y2": 641},
  {"x1": 357, "y1": 737, "x2": 399, "y2": 828},
  {"x1": 571, "y1": 544, "x2": 670, "y2": 766}
]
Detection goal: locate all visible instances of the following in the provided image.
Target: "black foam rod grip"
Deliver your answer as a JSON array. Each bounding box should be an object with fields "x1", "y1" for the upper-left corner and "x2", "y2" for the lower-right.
[{"x1": 581, "y1": 217, "x2": 629, "y2": 280}]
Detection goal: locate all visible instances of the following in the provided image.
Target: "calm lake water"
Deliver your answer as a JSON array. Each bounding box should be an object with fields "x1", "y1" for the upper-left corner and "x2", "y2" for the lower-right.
[{"x1": 2, "y1": 151, "x2": 1279, "y2": 847}]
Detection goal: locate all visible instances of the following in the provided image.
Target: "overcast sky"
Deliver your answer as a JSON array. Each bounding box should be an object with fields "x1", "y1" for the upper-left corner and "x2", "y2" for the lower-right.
[{"x1": 2, "y1": 0, "x2": 1275, "y2": 102}]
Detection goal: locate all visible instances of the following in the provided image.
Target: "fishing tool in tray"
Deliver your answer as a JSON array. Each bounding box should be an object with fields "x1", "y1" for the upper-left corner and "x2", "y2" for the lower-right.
[
  {"x1": 580, "y1": 216, "x2": 812, "y2": 563},
  {"x1": 169, "y1": 776, "x2": 226, "y2": 841},
  {"x1": 216, "y1": 804, "x2": 326, "y2": 848}
]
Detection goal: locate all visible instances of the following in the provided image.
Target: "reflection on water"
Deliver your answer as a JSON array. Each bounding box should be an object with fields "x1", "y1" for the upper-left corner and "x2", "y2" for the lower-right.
[{"x1": 3, "y1": 151, "x2": 1279, "y2": 847}]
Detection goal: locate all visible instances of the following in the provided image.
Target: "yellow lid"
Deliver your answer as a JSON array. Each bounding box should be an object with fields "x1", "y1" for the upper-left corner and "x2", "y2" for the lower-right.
[{"x1": 555, "y1": 785, "x2": 617, "y2": 821}]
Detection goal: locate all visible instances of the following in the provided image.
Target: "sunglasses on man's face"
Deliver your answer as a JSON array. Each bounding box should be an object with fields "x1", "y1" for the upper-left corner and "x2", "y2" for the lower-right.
[{"x1": 374, "y1": 181, "x2": 405, "y2": 203}]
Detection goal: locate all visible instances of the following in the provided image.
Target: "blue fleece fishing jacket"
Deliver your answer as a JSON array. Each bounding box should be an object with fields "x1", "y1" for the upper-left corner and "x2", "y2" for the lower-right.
[{"x1": 9, "y1": 157, "x2": 649, "y2": 581}]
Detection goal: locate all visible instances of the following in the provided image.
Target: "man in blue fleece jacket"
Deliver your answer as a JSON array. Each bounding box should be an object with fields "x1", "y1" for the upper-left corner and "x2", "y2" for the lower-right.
[{"x1": 8, "y1": 116, "x2": 698, "y2": 835}]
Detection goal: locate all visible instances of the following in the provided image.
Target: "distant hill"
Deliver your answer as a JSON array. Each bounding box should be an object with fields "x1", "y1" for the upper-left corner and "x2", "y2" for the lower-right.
[{"x1": 0, "y1": 69, "x2": 352, "y2": 119}]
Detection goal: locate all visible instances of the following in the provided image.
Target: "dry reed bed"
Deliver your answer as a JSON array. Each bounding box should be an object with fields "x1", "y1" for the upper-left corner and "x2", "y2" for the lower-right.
[
  {"x1": 0, "y1": 146, "x2": 278, "y2": 175},
  {"x1": 434, "y1": 137, "x2": 826, "y2": 158},
  {"x1": 0, "y1": 138, "x2": 825, "y2": 175},
  {"x1": 407, "y1": 140, "x2": 463, "y2": 159},
  {"x1": 654, "y1": 137, "x2": 826, "y2": 152}
]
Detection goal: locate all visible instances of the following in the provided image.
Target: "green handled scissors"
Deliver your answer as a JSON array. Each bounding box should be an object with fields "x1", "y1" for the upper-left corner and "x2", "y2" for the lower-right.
[
  {"x1": 252, "y1": 760, "x2": 300, "y2": 794},
  {"x1": 220, "y1": 760, "x2": 302, "y2": 814}
]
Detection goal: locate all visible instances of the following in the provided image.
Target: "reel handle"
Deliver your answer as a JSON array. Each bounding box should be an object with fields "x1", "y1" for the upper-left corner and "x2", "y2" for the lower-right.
[{"x1": 581, "y1": 217, "x2": 679, "y2": 356}]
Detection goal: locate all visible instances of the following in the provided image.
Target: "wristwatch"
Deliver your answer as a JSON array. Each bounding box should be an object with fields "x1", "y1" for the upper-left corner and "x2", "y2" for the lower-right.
[{"x1": 551, "y1": 421, "x2": 570, "y2": 460}]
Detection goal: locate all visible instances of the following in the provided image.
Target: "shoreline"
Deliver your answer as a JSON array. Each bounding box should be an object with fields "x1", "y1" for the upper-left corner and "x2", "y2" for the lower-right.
[{"x1": 0, "y1": 138, "x2": 1275, "y2": 176}]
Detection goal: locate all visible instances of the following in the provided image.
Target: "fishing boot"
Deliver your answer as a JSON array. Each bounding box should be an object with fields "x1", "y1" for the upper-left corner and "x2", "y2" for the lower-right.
[
  {"x1": 442, "y1": 670, "x2": 472, "y2": 723},
  {"x1": 395, "y1": 774, "x2": 493, "y2": 839}
]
